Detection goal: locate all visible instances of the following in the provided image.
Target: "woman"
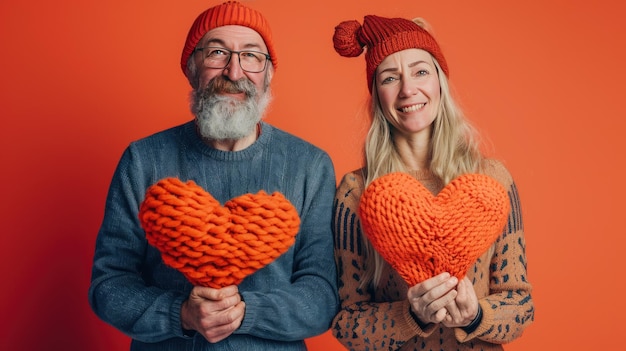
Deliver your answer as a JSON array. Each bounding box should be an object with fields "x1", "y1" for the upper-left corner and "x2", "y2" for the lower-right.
[{"x1": 331, "y1": 15, "x2": 534, "y2": 350}]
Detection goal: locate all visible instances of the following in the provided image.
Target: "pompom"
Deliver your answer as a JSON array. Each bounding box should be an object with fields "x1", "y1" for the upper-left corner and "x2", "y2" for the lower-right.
[{"x1": 333, "y1": 20, "x2": 364, "y2": 57}]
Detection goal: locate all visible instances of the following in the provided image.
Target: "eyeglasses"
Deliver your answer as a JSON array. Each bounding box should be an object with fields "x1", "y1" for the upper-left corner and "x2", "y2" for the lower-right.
[{"x1": 194, "y1": 46, "x2": 271, "y2": 73}]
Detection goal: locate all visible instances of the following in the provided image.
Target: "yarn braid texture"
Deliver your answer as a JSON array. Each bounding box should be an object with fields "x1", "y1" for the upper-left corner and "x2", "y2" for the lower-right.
[
  {"x1": 358, "y1": 172, "x2": 510, "y2": 285},
  {"x1": 139, "y1": 177, "x2": 300, "y2": 288}
]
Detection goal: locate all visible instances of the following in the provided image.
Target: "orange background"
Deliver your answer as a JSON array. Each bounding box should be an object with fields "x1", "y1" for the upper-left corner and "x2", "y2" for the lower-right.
[{"x1": 1, "y1": 0, "x2": 624, "y2": 350}]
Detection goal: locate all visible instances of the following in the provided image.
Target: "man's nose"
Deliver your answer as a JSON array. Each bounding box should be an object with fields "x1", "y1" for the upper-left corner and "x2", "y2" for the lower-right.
[{"x1": 222, "y1": 53, "x2": 244, "y2": 81}]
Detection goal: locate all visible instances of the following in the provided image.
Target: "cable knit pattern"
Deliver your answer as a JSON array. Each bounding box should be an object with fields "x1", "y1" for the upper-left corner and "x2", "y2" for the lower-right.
[
  {"x1": 139, "y1": 177, "x2": 300, "y2": 289},
  {"x1": 358, "y1": 172, "x2": 510, "y2": 285},
  {"x1": 331, "y1": 160, "x2": 534, "y2": 351}
]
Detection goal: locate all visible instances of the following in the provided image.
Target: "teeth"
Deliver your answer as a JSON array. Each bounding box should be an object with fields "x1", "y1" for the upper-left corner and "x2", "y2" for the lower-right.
[{"x1": 401, "y1": 103, "x2": 426, "y2": 113}]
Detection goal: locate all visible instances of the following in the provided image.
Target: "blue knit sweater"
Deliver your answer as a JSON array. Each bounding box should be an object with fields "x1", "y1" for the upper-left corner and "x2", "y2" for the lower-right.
[{"x1": 88, "y1": 121, "x2": 339, "y2": 350}]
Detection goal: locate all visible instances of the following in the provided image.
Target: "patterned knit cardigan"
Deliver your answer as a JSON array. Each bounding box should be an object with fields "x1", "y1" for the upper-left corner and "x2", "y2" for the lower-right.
[{"x1": 331, "y1": 159, "x2": 534, "y2": 351}]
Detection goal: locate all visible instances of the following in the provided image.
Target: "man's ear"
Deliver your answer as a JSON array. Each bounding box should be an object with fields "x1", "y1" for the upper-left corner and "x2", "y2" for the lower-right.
[{"x1": 266, "y1": 64, "x2": 274, "y2": 82}]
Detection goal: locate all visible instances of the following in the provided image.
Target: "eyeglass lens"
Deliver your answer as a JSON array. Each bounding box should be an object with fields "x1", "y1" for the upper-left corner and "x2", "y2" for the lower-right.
[{"x1": 201, "y1": 47, "x2": 268, "y2": 73}]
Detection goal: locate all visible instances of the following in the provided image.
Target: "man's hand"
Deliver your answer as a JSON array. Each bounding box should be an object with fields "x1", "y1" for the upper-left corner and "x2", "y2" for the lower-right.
[{"x1": 180, "y1": 285, "x2": 245, "y2": 343}]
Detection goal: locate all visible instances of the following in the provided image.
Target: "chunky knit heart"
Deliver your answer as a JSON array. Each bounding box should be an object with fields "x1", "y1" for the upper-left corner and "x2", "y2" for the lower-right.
[
  {"x1": 358, "y1": 172, "x2": 510, "y2": 285},
  {"x1": 138, "y1": 177, "x2": 300, "y2": 288}
]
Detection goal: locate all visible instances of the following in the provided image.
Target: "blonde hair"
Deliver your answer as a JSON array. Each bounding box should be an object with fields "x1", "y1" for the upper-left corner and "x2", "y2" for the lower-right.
[{"x1": 360, "y1": 54, "x2": 485, "y2": 288}]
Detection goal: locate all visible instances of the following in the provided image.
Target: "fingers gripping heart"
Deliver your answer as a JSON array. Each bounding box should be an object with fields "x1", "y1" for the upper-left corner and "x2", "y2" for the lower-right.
[
  {"x1": 138, "y1": 178, "x2": 300, "y2": 288},
  {"x1": 358, "y1": 172, "x2": 510, "y2": 286}
]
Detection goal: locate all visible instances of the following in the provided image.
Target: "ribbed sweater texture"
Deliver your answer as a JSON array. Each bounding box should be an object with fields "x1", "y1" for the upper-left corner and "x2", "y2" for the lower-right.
[{"x1": 89, "y1": 121, "x2": 338, "y2": 351}]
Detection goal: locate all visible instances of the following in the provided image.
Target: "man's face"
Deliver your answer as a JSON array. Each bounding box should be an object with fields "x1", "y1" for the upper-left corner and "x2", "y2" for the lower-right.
[
  {"x1": 190, "y1": 25, "x2": 273, "y2": 141},
  {"x1": 193, "y1": 25, "x2": 272, "y2": 102}
]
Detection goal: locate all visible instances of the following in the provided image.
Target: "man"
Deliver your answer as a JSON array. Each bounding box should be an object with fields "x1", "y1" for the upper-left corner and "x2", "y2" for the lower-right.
[{"x1": 88, "y1": 2, "x2": 338, "y2": 350}]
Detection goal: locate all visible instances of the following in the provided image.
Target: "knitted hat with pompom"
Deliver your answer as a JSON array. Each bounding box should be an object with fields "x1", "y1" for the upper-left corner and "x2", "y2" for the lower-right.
[
  {"x1": 180, "y1": 1, "x2": 277, "y2": 76},
  {"x1": 333, "y1": 15, "x2": 448, "y2": 93}
]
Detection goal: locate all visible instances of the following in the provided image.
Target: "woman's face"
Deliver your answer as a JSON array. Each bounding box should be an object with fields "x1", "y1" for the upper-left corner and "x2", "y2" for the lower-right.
[{"x1": 375, "y1": 48, "x2": 441, "y2": 138}]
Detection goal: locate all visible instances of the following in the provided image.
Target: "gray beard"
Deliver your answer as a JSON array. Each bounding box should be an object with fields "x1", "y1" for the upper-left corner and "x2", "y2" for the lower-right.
[{"x1": 191, "y1": 83, "x2": 272, "y2": 141}]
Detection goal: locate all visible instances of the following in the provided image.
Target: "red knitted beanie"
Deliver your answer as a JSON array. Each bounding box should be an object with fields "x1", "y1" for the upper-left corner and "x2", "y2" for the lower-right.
[
  {"x1": 333, "y1": 15, "x2": 449, "y2": 93},
  {"x1": 180, "y1": 1, "x2": 277, "y2": 76}
]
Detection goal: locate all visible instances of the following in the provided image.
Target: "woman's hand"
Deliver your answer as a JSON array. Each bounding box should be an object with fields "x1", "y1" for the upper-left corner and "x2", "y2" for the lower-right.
[
  {"x1": 407, "y1": 272, "x2": 458, "y2": 325},
  {"x1": 441, "y1": 276, "x2": 479, "y2": 328}
]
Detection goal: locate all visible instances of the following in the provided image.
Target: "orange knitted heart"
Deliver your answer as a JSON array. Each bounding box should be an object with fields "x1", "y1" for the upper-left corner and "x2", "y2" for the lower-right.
[
  {"x1": 138, "y1": 177, "x2": 300, "y2": 288},
  {"x1": 358, "y1": 172, "x2": 510, "y2": 286}
]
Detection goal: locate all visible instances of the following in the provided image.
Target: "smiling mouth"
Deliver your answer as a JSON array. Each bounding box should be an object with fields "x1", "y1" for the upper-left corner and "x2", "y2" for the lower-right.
[{"x1": 400, "y1": 103, "x2": 426, "y2": 113}]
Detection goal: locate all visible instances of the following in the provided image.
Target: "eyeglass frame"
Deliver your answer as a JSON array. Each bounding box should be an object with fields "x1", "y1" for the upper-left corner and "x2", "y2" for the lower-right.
[{"x1": 194, "y1": 46, "x2": 271, "y2": 73}]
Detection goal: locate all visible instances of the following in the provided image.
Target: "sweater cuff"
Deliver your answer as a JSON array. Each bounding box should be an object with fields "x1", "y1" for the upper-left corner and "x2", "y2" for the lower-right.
[
  {"x1": 233, "y1": 290, "x2": 255, "y2": 335},
  {"x1": 402, "y1": 300, "x2": 436, "y2": 338},
  {"x1": 454, "y1": 300, "x2": 492, "y2": 342},
  {"x1": 461, "y1": 304, "x2": 482, "y2": 334},
  {"x1": 170, "y1": 295, "x2": 195, "y2": 338}
]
